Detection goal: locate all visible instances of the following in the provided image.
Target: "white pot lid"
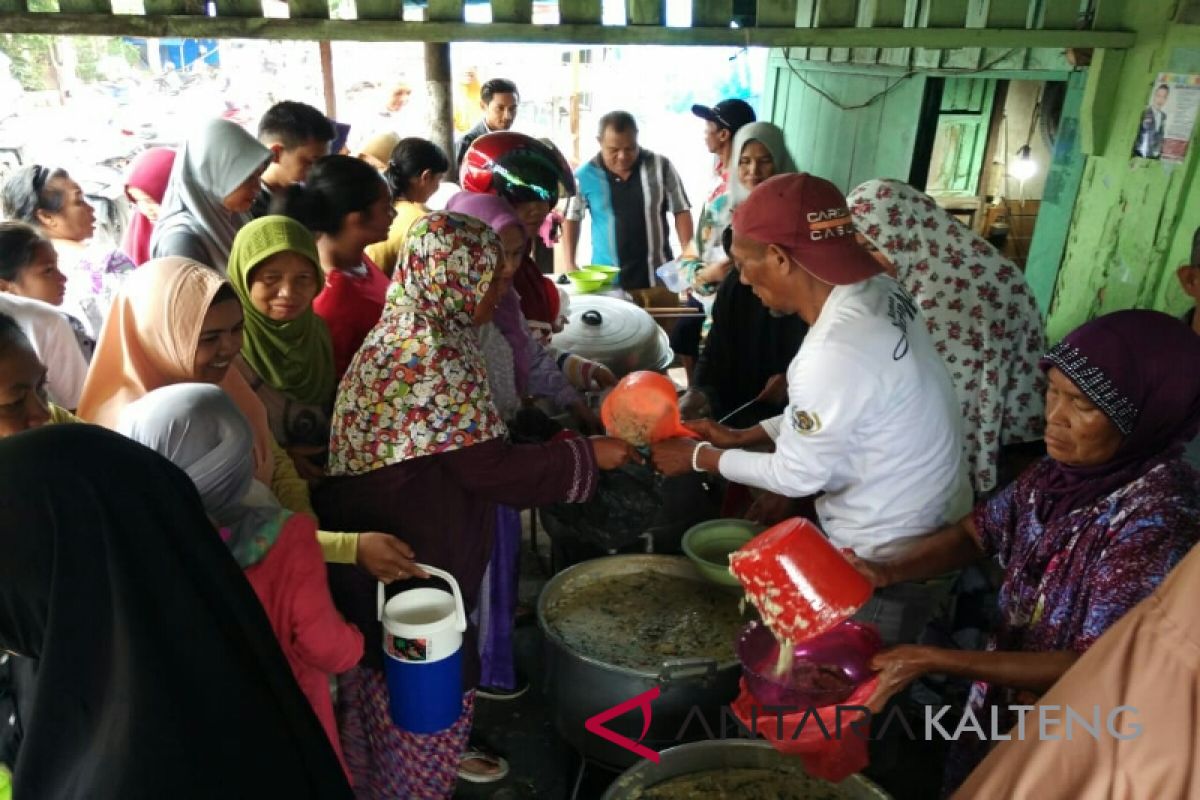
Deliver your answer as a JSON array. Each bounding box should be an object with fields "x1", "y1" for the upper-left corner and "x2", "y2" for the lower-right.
[{"x1": 553, "y1": 294, "x2": 673, "y2": 376}]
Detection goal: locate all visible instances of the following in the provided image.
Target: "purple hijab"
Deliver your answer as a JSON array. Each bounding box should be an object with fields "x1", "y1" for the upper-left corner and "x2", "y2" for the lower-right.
[
  {"x1": 1036, "y1": 309, "x2": 1200, "y2": 520},
  {"x1": 445, "y1": 191, "x2": 532, "y2": 392}
]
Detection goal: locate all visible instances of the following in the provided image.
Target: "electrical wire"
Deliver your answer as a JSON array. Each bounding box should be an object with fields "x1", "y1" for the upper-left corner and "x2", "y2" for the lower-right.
[{"x1": 780, "y1": 48, "x2": 1023, "y2": 112}]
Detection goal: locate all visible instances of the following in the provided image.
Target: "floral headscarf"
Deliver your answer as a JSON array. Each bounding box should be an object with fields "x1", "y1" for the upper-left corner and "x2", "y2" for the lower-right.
[
  {"x1": 848, "y1": 178, "x2": 1046, "y2": 493},
  {"x1": 327, "y1": 212, "x2": 507, "y2": 476}
]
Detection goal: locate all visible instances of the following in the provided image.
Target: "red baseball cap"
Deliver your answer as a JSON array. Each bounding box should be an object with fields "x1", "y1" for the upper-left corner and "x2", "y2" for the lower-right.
[{"x1": 731, "y1": 173, "x2": 884, "y2": 286}]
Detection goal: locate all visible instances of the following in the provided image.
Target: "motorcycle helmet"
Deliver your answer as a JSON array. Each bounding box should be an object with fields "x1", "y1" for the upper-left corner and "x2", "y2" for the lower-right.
[{"x1": 461, "y1": 132, "x2": 576, "y2": 204}]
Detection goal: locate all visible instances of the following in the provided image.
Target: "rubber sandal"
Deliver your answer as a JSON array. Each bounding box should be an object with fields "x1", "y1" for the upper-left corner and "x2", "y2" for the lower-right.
[
  {"x1": 458, "y1": 748, "x2": 510, "y2": 784},
  {"x1": 476, "y1": 681, "x2": 530, "y2": 701}
]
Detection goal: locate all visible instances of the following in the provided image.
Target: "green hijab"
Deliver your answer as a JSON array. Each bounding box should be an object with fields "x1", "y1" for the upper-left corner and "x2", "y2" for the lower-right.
[{"x1": 227, "y1": 216, "x2": 335, "y2": 406}]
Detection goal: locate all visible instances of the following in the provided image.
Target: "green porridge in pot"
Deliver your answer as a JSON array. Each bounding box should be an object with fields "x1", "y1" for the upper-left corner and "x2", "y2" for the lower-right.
[{"x1": 544, "y1": 571, "x2": 745, "y2": 671}]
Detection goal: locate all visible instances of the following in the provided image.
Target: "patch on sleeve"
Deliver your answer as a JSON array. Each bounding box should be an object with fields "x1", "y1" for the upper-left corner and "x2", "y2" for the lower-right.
[{"x1": 791, "y1": 409, "x2": 822, "y2": 435}]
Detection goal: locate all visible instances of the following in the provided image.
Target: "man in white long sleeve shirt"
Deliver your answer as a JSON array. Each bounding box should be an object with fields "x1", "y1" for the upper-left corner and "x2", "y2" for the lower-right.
[{"x1": 652, "y1": 172, "x2": 972, "y2": 643}]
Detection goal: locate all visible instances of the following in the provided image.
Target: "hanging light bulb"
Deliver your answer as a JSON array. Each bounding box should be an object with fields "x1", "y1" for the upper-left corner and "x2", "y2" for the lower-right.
[{"x1": 1012, "y1": 144, "x2": 1038, "y2": 182}]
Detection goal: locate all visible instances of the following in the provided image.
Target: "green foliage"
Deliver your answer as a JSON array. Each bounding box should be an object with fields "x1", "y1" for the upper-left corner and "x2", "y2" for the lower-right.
[{"x1": 0, "y1": 29, "x2": 141, "y2": 91}]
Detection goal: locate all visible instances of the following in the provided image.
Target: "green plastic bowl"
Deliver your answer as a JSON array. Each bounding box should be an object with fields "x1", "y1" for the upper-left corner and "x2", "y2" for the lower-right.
[
  {"x1": 567, "y1": 269, "x2": 608, "y2": 293},
  {"x1": 682, "y1": 519, "x2": 766, "y2": 588},
  {"x1": 585, "y1": 264, "x2": 620, "y2": 282}
]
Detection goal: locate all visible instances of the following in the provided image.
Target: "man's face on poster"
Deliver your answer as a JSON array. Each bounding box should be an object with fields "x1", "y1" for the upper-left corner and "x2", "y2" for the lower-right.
[{"x1": 1154, "y1": 86, "x2": 1170, "y2": 109}]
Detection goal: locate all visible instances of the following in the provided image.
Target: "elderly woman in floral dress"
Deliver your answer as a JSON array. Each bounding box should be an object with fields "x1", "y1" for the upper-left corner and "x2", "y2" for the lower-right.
[{"x1": 849, "y1": 309, "x2": 1200, "y2": 795}]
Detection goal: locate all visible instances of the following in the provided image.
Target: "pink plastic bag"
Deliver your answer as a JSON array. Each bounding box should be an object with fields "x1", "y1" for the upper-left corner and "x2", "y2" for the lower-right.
[{"x1": 731, "y1": 676, "x2": 880, "y2": 783}]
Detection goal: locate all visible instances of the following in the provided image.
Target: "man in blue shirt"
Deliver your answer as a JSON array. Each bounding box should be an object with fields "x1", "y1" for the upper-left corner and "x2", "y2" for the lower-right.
[{"x1": 562, "y1": 111, "x2": 693, "y2": 290}]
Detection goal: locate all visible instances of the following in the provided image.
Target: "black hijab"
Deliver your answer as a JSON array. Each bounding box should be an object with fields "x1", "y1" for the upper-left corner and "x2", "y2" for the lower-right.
[
  {"x1": 0, "y1": 425, "x2": 351, "y2": 800},
  {"x1": 692, "y1": 267, "x2": 808, "y2": 425}
]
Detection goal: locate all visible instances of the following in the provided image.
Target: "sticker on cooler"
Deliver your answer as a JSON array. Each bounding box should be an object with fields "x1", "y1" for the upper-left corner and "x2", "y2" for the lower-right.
[{"x1": 386, "y1": 634, "x2": 430, "y2": 662}]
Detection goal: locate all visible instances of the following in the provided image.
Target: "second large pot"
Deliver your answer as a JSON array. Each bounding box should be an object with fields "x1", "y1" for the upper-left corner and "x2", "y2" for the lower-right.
[{"x1": 537, "y1": 555, "x2": 743, "y2": 771}]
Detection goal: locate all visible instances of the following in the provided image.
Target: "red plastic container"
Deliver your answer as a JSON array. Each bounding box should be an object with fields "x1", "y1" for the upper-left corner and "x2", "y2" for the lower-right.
[
  {"x1": 600, "y1": 371, "x2": 697, "y2": 447},
  {"x1": 729, "y1": 518, "x2": 872, "y2": 645}
]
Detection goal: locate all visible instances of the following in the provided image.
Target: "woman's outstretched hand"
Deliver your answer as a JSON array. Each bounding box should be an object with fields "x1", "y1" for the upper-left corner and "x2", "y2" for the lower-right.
[
  {"x1": 590, "y1": 436, "x2": 644, "y2": 470},
  {"x1": 356, "y1": 532, "x2": 430, "y2": 584}
]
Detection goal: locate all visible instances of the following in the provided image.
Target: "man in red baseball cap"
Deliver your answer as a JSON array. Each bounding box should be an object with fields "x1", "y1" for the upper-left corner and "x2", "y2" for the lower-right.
[
  {"x1": 652, "y1": 172, "x2": 973, "y2": 646},
  {"x1": 724, "y1": 172, "x2": 886, "y2": 315}
]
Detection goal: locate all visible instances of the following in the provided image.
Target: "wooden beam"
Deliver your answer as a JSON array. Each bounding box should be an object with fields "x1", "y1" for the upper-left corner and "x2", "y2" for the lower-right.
[
  {"x1": 559, "y1": 0, "x2": 600, "y2": 25},
  {"x1": 427, "y1": 0, "x2": 462, "y2": 22},
  {"x1": 815, "y1": 0, "x2": 855, "y2": 26},
  {"x1": 920, "y1": 0, "x2": 968, "y2": 26},
  {"x1": 691, "y1": 0, "x2": 731, "y2": 27},
  {"x1": 319, "y1": 39, "x2": 335, "y2": 117},
  {"x1": 1080, "y1": 47, "x2": 1125, "y2": 156},
  {"x1": 58, "y1": 0, "x2": 111, "y2": 13},
  {"x1": 755, "y1": 0, "x2": 797, "y2": 27},
  {"x1": 490, "y1": 0, "x2": 531, "y2": 24},
  {"x1": 0, "y1": 13, "x2": 1138, "y2": 47},
  {"x1": 1041, "y1": 0, "x2": 1082, "y2": 29},
  {"x1": 1091, "y1": 0, "x2": 1125, "y2": 28},
  {"x1": 288, "y1": 0, "x2": 328, "y2": 19},
  {"x1": 626, "y1": 0, "x2": 663, "y2": 25},
  {"x1": 355, "y1": 0, "x2": 399, "y2": 20},
  {"x1": 985, "y1": 0, "x2": 1029, "y2": 28},
  {"x1": 214, "y1": 0, "x2": 259, "y2": 18},
  {"x1": 141, "y1": 0, "x2": 203, "y2": 15},
  {"x1": 863, "y1": 0, "x2": 906, "y2": 25}
]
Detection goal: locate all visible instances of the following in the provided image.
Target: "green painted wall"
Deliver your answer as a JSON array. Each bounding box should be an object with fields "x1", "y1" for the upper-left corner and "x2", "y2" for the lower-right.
[
  {"x1": 1046, "y1": 4, "x2": 1200, "y2": 341},
  {"x1": 763, "y1": 58, "x2": 927, "y2": 192}
]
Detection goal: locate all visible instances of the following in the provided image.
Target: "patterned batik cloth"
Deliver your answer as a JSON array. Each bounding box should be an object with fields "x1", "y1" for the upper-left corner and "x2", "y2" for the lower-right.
[
  {"x1": 337, "y1": 667, "x2": 475, "y2": 799},
  {"x1": 848, "y1": 179, "x2": 1046, "y2": 493},
  {"x1": 941, "y1": 456, "x2": 1200, "y2": 793}
]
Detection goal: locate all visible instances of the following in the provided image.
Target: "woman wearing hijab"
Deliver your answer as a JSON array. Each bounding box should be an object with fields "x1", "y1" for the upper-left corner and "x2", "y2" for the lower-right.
[
  {"x1": 849, "y1": 309, "x2": 1200, "y2": 794},
  {"x1": 445, "y1": 192, "x2": 614, "y2": 422},
  {"x1": 121, "y1": 147, "x2": 176, "y2": 266},
  {"x1": 227, "y1": 216, "x2": 336, "y2": 480},
  {"x1": 678, "y1": 122, "x2": 808, "y2": 429},
  {"x1": 460, "y1": 133, "x2": 575, "y2": 341},
  {"x1": 151, "y1": 118, "x2": 272, "y2": 273},
  {"x1": 119, "y1": 383, "x2": 364, "y2": 778},
  {"x1": 0, "y1": 424, "x2": 353, "y2": 799},
  {"x1": 75, "y1": 257, "x2": 415, "y2": 583},
  {"x1": 849, "y1": 178, "x2": 1046, "y2": 494},
  {"x1": 315, "y1": 212, "x2": 638, "y2": 794},
  {"x1": 275, "y1": 155, "x2": 394, "y2": 378}
]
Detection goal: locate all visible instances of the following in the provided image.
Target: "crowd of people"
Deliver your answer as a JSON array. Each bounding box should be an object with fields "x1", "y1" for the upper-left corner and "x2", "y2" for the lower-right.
[{"x1": 0, "y1": 76, "x2": 1197, "y2": 800}]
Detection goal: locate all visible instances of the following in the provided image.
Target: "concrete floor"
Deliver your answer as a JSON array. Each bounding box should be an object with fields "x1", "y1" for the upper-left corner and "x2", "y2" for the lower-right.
[{"x1": 452, "y1": 516, "x2": 952, "y2": 800}]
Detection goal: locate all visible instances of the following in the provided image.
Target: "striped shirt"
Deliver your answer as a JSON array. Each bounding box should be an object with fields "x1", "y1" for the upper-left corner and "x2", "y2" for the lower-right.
[{"x1": 565, "y1": 149, "x2": 690, "y2": 290}]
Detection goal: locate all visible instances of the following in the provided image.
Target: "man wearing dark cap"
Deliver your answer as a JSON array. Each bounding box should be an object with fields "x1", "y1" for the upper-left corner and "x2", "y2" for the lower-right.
[
  {"x1": 670, "y1": 99, "x2": 757, "y2": 379},
  {"x1": 652, "y1": 173, "x2": 972, "y2": 644},
  {"x1": 691, "y1": 98, "x2": 756, "y2": 202}
]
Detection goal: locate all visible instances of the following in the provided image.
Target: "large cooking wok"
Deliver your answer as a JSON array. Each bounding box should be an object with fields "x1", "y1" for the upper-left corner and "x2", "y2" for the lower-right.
[{"x1": 537, "y1": 555, "x2": 743, "y2": 771}]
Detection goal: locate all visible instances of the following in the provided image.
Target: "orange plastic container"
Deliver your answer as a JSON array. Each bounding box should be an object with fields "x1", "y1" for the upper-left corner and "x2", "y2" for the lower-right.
[
  {"x1": 729, "y1": 518, "x2": 873, "y2": 645},
  {"x1": 600, "y1": 371, "x2": 697, "y2": 447}
]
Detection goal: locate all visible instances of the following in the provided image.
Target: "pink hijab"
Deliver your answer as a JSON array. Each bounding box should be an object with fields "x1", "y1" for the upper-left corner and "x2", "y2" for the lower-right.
[
  {"x1": 444, "y1": 191, "x2": 532, "y2": 391},
  {"x1": 122, "y1": 147, "x2": 176, "y2": 266}
]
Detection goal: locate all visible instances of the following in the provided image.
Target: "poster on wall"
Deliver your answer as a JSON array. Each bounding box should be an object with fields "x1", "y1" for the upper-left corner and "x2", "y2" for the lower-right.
[{"x1": 1132, "y1": 72, "x2": 1200, "y2": 161}]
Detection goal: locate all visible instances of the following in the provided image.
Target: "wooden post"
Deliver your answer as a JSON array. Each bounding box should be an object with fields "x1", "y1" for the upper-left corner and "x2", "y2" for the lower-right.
[
  {"x1": 319, "y1": 40, "x2": 336, "y2": 119},
  {"x1": 424, "y1": 41, "x2": 454, "y2": 177}
]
